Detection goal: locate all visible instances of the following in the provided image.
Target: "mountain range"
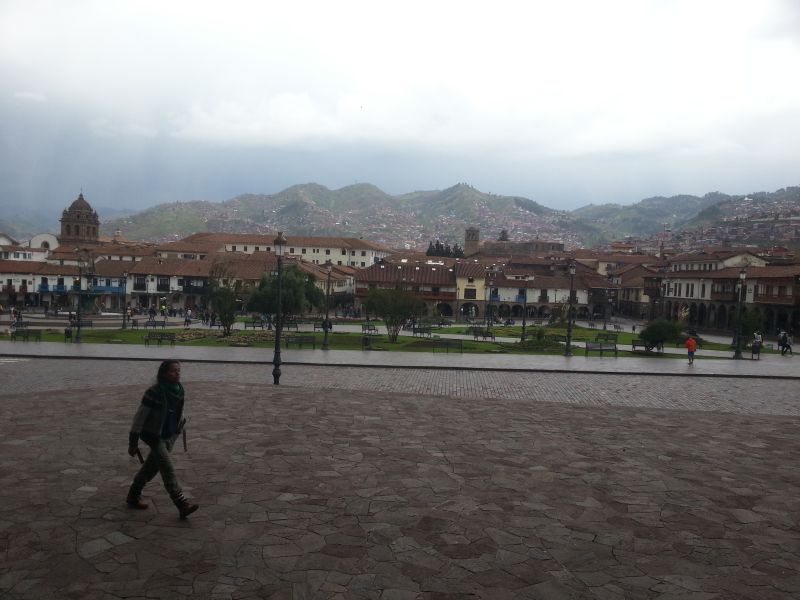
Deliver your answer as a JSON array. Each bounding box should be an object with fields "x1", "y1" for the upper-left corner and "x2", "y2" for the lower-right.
[{"x1": 1, "y1": 184, "x2": 798, "y2": 249}]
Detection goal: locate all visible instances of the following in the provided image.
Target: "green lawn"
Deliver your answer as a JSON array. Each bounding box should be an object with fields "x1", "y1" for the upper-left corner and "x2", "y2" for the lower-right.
[{"x1": 7, "y1": 323, "x2": 729, "y2": 359}]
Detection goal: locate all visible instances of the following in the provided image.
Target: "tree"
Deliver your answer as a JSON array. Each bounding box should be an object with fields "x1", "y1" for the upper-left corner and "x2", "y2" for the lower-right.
[
  {"x1": 451, "y1": 243, "x2": 465, "y2": 258},
  {"x1": 208, "y1": 260, "x2": 240, "y2": 336},
  {"x1": 363, "y1": 288, "x2": 423, "y2": 342},
  {"x1": 640, "y1": 319, "x2": 683, "y2": 350},
  {"x1": 498, "y1": 229, "x2": 510, "y2": 241},
  {"x1": 246, "y1": 264, "x2": 324, "y2": 319}
]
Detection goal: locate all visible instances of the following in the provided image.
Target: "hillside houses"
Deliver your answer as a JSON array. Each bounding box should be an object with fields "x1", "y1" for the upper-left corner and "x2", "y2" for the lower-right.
[{"x1": 1, "y1": 194, "x2": 798, "y2": 335}]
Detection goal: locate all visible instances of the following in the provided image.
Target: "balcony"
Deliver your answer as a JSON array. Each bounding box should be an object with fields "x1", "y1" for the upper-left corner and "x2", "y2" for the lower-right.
[
  {"x1": 38, "y1": 284, "x2": 49, "y2": 292},
  {"x1": 538, "y1": 295, "x2": 550, "y2": 303},
  {"x1": 1, "y1": 285, "x2": 13, "y2": 293},
  {"x1": 489, "y1": 294, "x2": 500, "y2": 302},
  {"x1": 753, "y1": 293, "x2": 798, "y2": 306},
  {"x1": 132, "y1": 284, "x2": 147, "y2": 292},
  {"x1": 710, "y1": 291, "x2": 736, "y2": 302},
  {"x1": 92, "y1": 285, "x2": 123, "y2": 293},
  {"x1": 183, "y1": 283, "x2": 208, "y2": 294},
  {"x1": 156, "y1": 284, "x2": 171, "y2": 293}
]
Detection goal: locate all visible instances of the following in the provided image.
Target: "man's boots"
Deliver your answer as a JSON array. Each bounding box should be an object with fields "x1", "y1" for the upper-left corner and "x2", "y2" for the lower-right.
[
  {"x1": 172, "y1": 493, "x2": 199, "y2": 519},
  {"x1": 126, "y1": 487, "x2": 148, "y2": 510}
]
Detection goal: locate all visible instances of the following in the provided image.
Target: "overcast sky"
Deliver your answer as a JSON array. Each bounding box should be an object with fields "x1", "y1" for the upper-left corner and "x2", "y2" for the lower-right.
[{"x1": 2, "y1": 0, "x2": 799, "y2": 216}]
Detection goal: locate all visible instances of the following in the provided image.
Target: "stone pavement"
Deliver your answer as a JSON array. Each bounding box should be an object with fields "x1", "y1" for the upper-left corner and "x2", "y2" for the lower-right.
[
  {"x1": 0, "y1": 341, "x2": 797, "y2": 380},
  {"x1": 1, "y1": 358, "x2": 800, "y2": 599}
]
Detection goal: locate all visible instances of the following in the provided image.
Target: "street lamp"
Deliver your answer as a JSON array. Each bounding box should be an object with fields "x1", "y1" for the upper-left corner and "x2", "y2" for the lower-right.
[
  {"x1": 733, "y1": 268, "x2": 746, "y2": 359},
  {"x1": 272, "y1": 232, "x2": 287, "y2": 384},
  {"x1": 520, "y1": 284, "x2": 528, "y2": 343},
  {"x1": 322, "y1": 260, "x2": 332, "y2": 351},
  {"x1": 121, "y1": 271, "x2": 128, "y2": 329},
  {"x1": 455, "y1": 286, "x2": 460, "y2": 323},
  {"x1": 485, "y1": 268, "x2": 497, "y2": 333},
  {"x1": 565, "y1": 262, "x2": 576, "y2": 357},
  {"x1": 75, "y1": 248, "x2": 92, "y2": 343}
]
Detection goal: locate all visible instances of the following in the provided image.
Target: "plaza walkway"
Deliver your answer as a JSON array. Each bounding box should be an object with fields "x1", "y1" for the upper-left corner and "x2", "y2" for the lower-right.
[{"x1": 0, "y1": 331, "x2": 798, "y2": 598}]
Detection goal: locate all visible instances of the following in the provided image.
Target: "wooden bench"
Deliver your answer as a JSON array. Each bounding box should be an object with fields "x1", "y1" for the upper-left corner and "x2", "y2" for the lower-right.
[
  {"x1": 10, "y1": 329, "x2": 41, "y2": 342},
  {"x1": 631, "y1": 339, "x2": 663, "y2": 352},
  {"x1": 413, "y1": 325, "x2": 433, "y2": 338},
  {"x1": 431, "y1": 339, "x2": 463, "y2": 353},
  {"x1": 130, "y1": 318, "x2": 139, "y2": 329},
  {"x1": 144, "y1": 332, "x2": 176, "y2": 346},
  {"x1": 285, "y1": 335, "x2": 315, "y2": 349},
  {"x1": 585, "y1": 341, "x2": 618, "y2": 357},
  {"x1": 470, "y1": 327, "x2": 496, "y2": 341},
  {"x1": 243, "y1": 319, "x2": 265, "y2": 330},
  {"x1": 143, "y1": 319, "x2": 167, "y2": 329},
  {"x1": 362, "y1": 323, "x2": 379, "y2": 335},
  {"x1": 595, "y1": 332, "x2": 618, "y2": 343},
  {"x1": 283, "y1": 320, "x2": 299, "y2": 331}
]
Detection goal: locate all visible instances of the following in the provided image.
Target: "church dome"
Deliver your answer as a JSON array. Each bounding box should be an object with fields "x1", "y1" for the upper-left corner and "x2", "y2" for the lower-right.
[{"x1": 69, "y1": 192, "x2": 93, "y2": 212}]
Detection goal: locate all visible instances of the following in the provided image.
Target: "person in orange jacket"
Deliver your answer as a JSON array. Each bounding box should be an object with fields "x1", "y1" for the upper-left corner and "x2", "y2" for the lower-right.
[{"x1": 685, "y1": 336, "x2": 698, "y2": 364}]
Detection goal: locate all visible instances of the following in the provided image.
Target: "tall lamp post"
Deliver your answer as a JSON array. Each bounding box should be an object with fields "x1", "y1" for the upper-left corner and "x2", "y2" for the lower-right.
[
  {"x1": 272, "y1": 232, "x2": 287, "y2": 384},
  {"x1": 733, "y1": 268, "x2": 746, "y2": 359},
  {"x1": 565, "y1": 262, "x2": 576, "y2": 357},
  {"x1": 322, "y1": 260, "x2": 332, "y2": 350},
  {"x1": 520, "y1": 284, "x2": 528, "y2": 343},
  {"x1": 75, "y1": 248, "x2": 92, "y2": 343},
  {"x1": 455, "y1": 286, "x2": 460, "y2": 323},
  {"x1": 486, "y1": 268, "x2": 497, "y2": 333},
  {"x1": 121, "y1": 271, "x2": 129, "y2": 329}
]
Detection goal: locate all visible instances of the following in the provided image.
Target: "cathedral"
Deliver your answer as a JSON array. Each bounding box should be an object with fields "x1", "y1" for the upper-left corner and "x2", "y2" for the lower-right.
[{"x1": 58, "y1": 192, "x2": 100, "y2": 245}]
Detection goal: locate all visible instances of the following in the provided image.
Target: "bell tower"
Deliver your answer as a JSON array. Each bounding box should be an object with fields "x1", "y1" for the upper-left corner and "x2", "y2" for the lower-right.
[
  {"x1": 59, "y1": 192, "x2": 100, "y2": 245},
  {"x1": 464, "y1": 227, "x2": 480, "y2": 256}
]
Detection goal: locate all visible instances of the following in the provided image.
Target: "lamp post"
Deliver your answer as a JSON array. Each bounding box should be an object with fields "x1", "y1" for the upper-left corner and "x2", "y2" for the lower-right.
[
  {"x1": 121, "y1": 271, "x2": 128, "y2": 329},
  {"x1": 272, "y1": 232, "x2": 287, "y2": 384},
  {"x1": 520, "y1": 285, "x2": 528, "y2": 343},
  {"x1": 662, "y1": 276, "x2": 670, "y2": 319},
  {"x1": 322, "y1": 259, "x2": 332, "y2": 351},
  {"x1": 733, "y1": 268, "x2": 746, "y2": 359},
  {"x1": 455, "y1": 286, "x2": 460, "y2": 323},
  {"x1": 75, "y1": 248, "x2": 92, "y2": 343},
  {"x1": 565, "y1": 262, "x2": 576, "y2": 357},
  {"x1": 486, "y1": 268, "x2": 497, "y2": 333}
]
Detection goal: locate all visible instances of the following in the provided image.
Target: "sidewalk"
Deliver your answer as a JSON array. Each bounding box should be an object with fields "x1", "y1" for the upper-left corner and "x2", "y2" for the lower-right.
[{"x1": 1, "y1": 339, "x2": 796, "y2": 379}]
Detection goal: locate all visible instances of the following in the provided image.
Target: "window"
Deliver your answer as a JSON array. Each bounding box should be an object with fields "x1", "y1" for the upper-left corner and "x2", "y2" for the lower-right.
[
  {"x1": 468, "y1": 277, "x2": 474, "y2": 283},
  {"x1": 351, "y1": 250, "x2": 356, "y2": 256},
  {"x1": 361, "y1": 262, "x2": 365, "y2": 267},
  {"x1": 244, "y1": 246, "x2": 248, "y2": 252},
  {"x1": 361, "y1": 250, "x2": 366, "y2": 257},
  {"x1": 464, "y1": 288, "x2": 476, "y2": 299},
  {"x1": 231, "y1": 245, "x2": 237, "y2": 251},
  {"x1": 701, "y1": 283, "x2": 706, "y2": 298},
  {"x1": 290, "y1": 247, "x2": 295, "y2": 253},
  {"x1": 302, "y1": 248, "x2": 307, "y2": 254},
  {"x1": 325, "y1": 249, "x2": 330, "y2": 255},
  {"x1": 341, "y1": 249, "x2": 347, "y2": 255},
  {"x1": 337, "y1": 261, "x2": 342, "y2": 265},
  {"x1": 432, "y1": 287, "x2": 440, "y2": 294},
  {"x1": 178, "y1": 278, "x2": 184, "y2": 286}
]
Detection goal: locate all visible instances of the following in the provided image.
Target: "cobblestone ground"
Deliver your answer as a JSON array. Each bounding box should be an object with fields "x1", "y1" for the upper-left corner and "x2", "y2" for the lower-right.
[
  {"x1": 0, "y1": 357, "x2": 798, "y2": 416},
  {"x1": 1, "y1": 359, "x2": 799, "y2": 599}
]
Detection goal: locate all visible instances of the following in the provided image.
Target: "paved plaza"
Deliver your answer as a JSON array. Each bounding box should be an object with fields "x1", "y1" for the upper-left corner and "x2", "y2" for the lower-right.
[{"x1": 1, "y1": 357, "x2": 799, "y2": 599}]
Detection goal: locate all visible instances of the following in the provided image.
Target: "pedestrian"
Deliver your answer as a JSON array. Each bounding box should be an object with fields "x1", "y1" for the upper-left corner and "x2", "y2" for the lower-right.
[
  {"x1": 184, "y1": 308, "x2": 192, "y2": 329},
  {"x1": 780, "y1": 331, "x2": 793, "y2": 356},
  {"x1": 685, "y1": 336, "x2": 697, "y2": 364},
  {"x1": 126, "y1": 360, "x2": 199, "y2": 519}
]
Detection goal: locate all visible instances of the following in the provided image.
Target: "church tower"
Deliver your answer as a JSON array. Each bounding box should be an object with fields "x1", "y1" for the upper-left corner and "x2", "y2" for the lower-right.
[
  {"x1": 59, "y1": 192, "x2": 100, "y2": 245},
  {"x1": 464, "y1": 227, "x2": 480, "y2": 256}
]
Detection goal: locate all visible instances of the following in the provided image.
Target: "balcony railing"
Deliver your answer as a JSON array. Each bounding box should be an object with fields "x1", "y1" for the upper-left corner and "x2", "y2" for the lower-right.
[
  {"x1": 183, "y1": 283, "x2": 208, "y2": 294},
  {"x1": 753, "y1": 293, "x2": 798, "y2": 306},
  {"x1": 489, "y1": 294, "x2": 500, "y2": 302},
  {"x1": 38, "y1": 284, "x2": 49, "y2": 292},
  {"x1": 710, "y1": 291, "x2": 737, "y2": 302},
  {"x1": 156, "y1": 284, "x2": 171, "y2": 292},
  {"x1": 515, "y1": 294, "x2": 527, "y2": 303},
  {"x1": 132, "y1": 284, "x2": 147, "y2": 291},
  {"x1": 538, "y1": 295, "x2": 550, "y2": 303},
  {"x1": 92, "y1": 285, "x2": 123, "y2": 293}
]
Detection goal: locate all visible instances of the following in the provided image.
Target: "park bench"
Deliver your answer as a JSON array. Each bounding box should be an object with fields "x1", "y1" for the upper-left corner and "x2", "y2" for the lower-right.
[
  {"x1": 130, "y1": 318, "x2": 139, "y2": 329},
  {"x1": 143, "y1": 319, "x2": 167, "y2": 329},
  {"x1": 587, "y1": 321, "x2": 597, "y2": 329},
  {"x1": 285, "y1": 335, "x2": 315, "y2": 349},
  {"x1": 431, "y1": 339, "x2": 463, "y2": 353},
  {"x1": 362, "y1": 323, "x2": 379, "y2": 335},
  {"x1": 470, "y1": 327, "x2": 496, "y2": 342},
  {"x1": 243, "y1": 319, "x2": 265, "y2": 330},
  {"x1": 144, "y1": 332, "x2": 176, "y2": 346},
  {"x1": 283, "y1": 319, "x2": 299, "y2": 331},
  {"x1": 595, "y1": 332, "x2": 618, "y2": 343},
  {"x1": 585, "y1": 341, "x2": 618, "y2": 357},
  {"x1": 10, "y1": 329, "x2": 41, "y2": 342},
  {"x1": 313, "y1": 322, "x2": 325, "y2": 332},
  {"x1": 413, "y1": 325, "x2": 432, "y2": 338}
]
